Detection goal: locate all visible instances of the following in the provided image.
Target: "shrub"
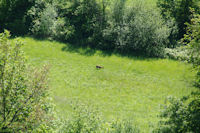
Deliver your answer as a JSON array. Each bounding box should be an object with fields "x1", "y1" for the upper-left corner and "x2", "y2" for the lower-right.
[
  {"x1": 60, "y1": 103, "x2": 103, "y2": 133},
  {"x1": 101, "y1": 0, "x2": 126, "y2": 50},
  {"x1": 52, "y1": 18, "x2": 75, "y2": 42},
  {"x1": 65, "y1": 0, "x2": 103, "y2": 46},
  {"x1": 182, "y1": 10, "x2": 200, "y2": 65},
  {"x1": 109, "y1": 120, "x2": 139, "y2": 133},
  {"x1": 60, "y1": 102, "x2": 139, "y2": 133},
  {"x1": 155, "y1": 94, "x2": 200, "y2": 133},
  {"x1": 157, "y1": 0, "x2": 200, "y2": 40},
  {"x1": 155, "y1": 10, "x2": 200, "y2": 133},
  {"x1": 104, "y1": 1, "x2": 170, "y2": 56},
  {"x1": 0, "y1": 0, "x2": 33, "y2": 35},
  {"x1": 164, "y1": 46, "x2": 190, "y2": 61},
  {"x1": 0, "y1": 30, "x2": 56, "y2": 132},
  {"x1": 28, "y1": 1, "x2": 58, "y2": 38},
  {"x1": 182, "y1": 10, "x2": 200, "y2": 87}
]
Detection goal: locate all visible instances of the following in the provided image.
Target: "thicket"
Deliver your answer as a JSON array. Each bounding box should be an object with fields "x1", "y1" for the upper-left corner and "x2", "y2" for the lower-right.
[
  {"x1": 157, "y1": 0, "x2": 200, "y2": 42},
  {"x1": 60, "y1": 103, "x2": 139, "y2": 133},
  {"x1": 0, "y1": 0, "x2": 34, "y2": 35},
  {"x1": 0, "y1": 30, "x2": 56, "y2": 132},
  {"x1": 0, "y1": 0, "x2": 174, "y2": 57},
  {"x1": 28, "y1": 0, "x2": 58, "y2": 38},
  {"x1": 1, "y1": 0, "x2": 199, "y2": 56},
  {"x1": 155, "y1": 11, "x2": 200, "y2": 133},
  {"x1": 103, "y1": 0, "x2": 170, "y2": 56}
]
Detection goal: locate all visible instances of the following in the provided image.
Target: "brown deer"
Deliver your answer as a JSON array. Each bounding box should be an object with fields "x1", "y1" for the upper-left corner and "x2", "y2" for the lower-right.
[{"x1": 96, "y1": 65, "x2": 104, "y2": 69}]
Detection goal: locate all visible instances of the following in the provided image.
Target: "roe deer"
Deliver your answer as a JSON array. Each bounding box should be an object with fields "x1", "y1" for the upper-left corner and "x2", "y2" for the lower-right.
[{"x1": 96, "y1": 65, "x2": 104, "y2": 69}]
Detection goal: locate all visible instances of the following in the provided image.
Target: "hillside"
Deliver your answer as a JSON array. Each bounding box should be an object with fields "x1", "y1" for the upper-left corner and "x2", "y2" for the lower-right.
[{"x1": 18, "y1": 37, "x2": 197, "y2": 132}]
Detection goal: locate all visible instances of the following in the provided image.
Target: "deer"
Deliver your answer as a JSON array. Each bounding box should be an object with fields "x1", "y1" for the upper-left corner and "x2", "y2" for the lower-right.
[{"x1": 96, "y1": 65, "x2": 104, "y2": 69}]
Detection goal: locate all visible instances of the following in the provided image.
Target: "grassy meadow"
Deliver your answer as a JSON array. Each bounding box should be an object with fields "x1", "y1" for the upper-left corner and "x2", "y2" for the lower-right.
[{"x1": 16, "y1": 37, "x2": 197, "y2": 132}]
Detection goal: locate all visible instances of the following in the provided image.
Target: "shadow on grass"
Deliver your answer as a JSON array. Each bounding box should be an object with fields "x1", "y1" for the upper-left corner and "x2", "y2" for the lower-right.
[
  {"x1": 61, "y1": 44, "x2": 113, "y2": 57},
  {"x1": 17, "y1": 35, "x2": 161, "y2": 61},
  {"x1": 61, "y1": 42, "x2": 161, "y2": 61}
]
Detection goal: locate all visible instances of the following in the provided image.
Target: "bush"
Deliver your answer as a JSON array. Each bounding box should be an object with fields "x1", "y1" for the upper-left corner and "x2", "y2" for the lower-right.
[
  {"x1": 65, "y1": 0, "x2": 103, "y2": 46},
  {"x1": 60, "y1": 103, "x2": 103, "y2": 133},
  {"x1": 155, "y1": 94, "x2": 200, "y2": 133},
  {"x1": 196, "y1": 66, "x2": 200, "y2": 88},
  {"x1": 52, "y1": 18, "x2": 75, "y2": 42},
  {"x1": 28, "y1": 1, "x2": 58, "y2": 38},
  {"x1": 164, "y1": 46, "x2": 190, "y2": 61},
  {"x1": 155, "y1": 10, "x2": 200, "y2": 133},
  {"x1": 0, "y1": 30, "x2": 56, "y2": 132},
  {"x1": 0, "y1": 0, "x2": 33, "y2": 35},
  {"x1": 109, "y1": 120, "x2": 139, "y2": 133},
  {"x1": 182, "y1": 10, "x2": 200, "y2": 65},
  {"x1": 157, "y1": 0, "x2": 200, "y2": 40},
  {"x1": 104, "y1": 1, "x2": 170, "y2": 56},
  {"x1": 60, "y1": 102, "x2": 139, "y2": 133},
  {"x1": 182, "y1": 10, "x2": 200, "y2": 87}
]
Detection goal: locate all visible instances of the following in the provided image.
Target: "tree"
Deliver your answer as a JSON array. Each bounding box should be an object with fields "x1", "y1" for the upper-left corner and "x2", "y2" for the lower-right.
[
  {"x1": 0, "y1": 30, "x2": 55, "y2": 132},
  {"x1": 155, "y1": 11, "x2": 200, "y2": 133},
  {"x1": 157, "y1": 0, "x2": 200, "y2": 40},
  {"x1": 183, "y1": 10, "x2": 200, "y2": 65},
  {"x1": 0, "y1": 0, "x2": 34, "y2": 35},
  {"x1": 63, "y1": 0, "x2": 103, "y2": 45},
  {"x1": 183, "y1": 10, "x2": 200, "y2": 87},
  {"x1": 103, "y1": 0, "x2": 170, "y2": 56},
  {"x1": 28, "y1": 1, "x2": 58, "y2": 38}
]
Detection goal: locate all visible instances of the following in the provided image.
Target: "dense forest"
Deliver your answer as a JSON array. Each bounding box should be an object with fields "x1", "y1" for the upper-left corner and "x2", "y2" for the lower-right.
[{"x1": 0, "y1": 0, "x2": 200, "y2": 132}]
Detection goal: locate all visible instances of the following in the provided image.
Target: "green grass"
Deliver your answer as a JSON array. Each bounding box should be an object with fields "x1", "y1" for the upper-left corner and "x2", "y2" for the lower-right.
[{"x1": 18, "y1": 37, "x2": 197, "y2": 132}]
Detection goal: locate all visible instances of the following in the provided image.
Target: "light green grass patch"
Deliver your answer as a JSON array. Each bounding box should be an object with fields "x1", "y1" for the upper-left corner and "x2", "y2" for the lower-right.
[{"x1": 18, "y1": 37, "x2": 197, "y2": 132}]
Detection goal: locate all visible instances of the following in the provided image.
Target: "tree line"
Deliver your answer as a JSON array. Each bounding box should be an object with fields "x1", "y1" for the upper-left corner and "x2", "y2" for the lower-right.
[{"x1": 0, "y1": 0, "x2": 199, "y2": 56}]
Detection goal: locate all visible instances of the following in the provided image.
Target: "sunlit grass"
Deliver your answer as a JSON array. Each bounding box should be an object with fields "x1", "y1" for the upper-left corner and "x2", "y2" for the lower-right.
[{"x1": 18, "y1": 37, "x2": 197, "y2": 132}]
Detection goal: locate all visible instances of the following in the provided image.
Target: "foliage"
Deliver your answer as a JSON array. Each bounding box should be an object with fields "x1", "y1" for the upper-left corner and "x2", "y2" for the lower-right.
[
  {"x1": 60, "y1": 102, "x2": 139, "y2": 133},
  {"x1": 60, "y1": 103, "x2": 103, "y2": 133},
  {"x1": 157, "y1": 0, "x2": 200, "y2": 40},
  {"x1": 101, "y1": 0, "x2": 126, "y2": 50},
  {"x1": 109, "y1": 120, "x2": 139, "y2": 133},
  {"x1": 25, "y1": 0, "x2": 173, "y2": 57},
  {"x1": 52, "y1": 18, "x2": 75, "y2": 41},
  {"x1": 0, "y1": 0, "x2": 34, "y2": 35},
  {"x1": 154, "y1": 94, "x2": 200, "y2": 133},
  {"x1": 182, "y1": 10, "x2": 200, "y2": 87},
  {"x1": 64, "y1": 0, "x2": 104, "y2": 46},
  {"x1": 0, "y1": 30, "x2": 56, "y2": 132},
  {"x1": 196, "y1": 66, "x2": 200, "y2": 88},
  {"x1": 28, "y1": 0, "x2": 58, "y2": 38},
  {"x1": 182, "y1": 10, "x2": 200, "y2": 66},
  {"x1": 104, "y1": 1, "x2": 170, "y2": 56},
  {"x1": 156, "y1": 10, "x2": 200, "y2": 133},
  {"x1": 164, "y1": 46, "x2": 190, "y2": 61},
  {"x1": 0, "y1": 0, "x2": 175, "y2": 56}
]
